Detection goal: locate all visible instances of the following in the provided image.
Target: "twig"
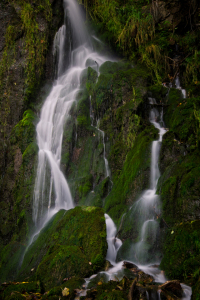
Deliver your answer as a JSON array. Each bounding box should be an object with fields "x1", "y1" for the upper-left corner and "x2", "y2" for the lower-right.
[{"x1": 171, "y1": 67, "x2": 179, "y2": 83}]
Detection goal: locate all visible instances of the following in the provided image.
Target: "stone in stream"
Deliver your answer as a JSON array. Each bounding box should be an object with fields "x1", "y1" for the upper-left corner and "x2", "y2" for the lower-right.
[
  {"x1": 123, "y1": 261, "x2": 138, "y2": 270},
  {"x1": 137, "y1": 271, "x2": 154, "y2": 284},
  {"x1": 104, "y1": 260, "x2": 113, "y2": 271},
  {"x1": 159, "y1": 280, "x2": 183, "y2": 299}
]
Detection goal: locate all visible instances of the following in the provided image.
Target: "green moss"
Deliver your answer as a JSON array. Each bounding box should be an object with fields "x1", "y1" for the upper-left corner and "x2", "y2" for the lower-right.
[
  {"x1": 160, "y1": 220, "x2": 200, "y2": 283},
  {"x1": 3, "y1": 281, "x2": 41, "y2": 299},
  {"x1": 5, "y1": 292, "x2": 25, "y2": 300},
  {"x1": 78, "y1": 175, "x2": 93, "y2": 198},
  {"x1": 158, "y1": 130, "x2": 200, "y2": 226},
  {"x1": 13, "y1": 110, "x2": 36, "y2": 154},
  {"x1": 164, "y1": 91, "x2": 200, "y2": 148},
  {"x1": 76, "y1": 90, "x2": 91, "y2": 129},
  {"x1": 99, "y1": 60, "x2": 132, "y2": 75},
  {"x1": 19, "y1": 0, "x2": 52, "y2": 99},
  {"x1": 86, "y1": 278, "x2": 130, "y2": 300},
  {"x1": 148, "y1": 85, "x2": 168, "y2": 102},
  {"x1": 0, "y1": 242, "x2": 26, "y2": 283},
  {"x1": 192, "y1": 278, "x2": 200, "y2": 300},
  {"x1": 36, "y1": 245, "x2": 92, "y2": 290},
  {"x1": 44, "y1": 277, "x2": 84, "y2": 300},
  {"x1": 17, "y1": 207, "x2": 107, "y2": 290},
  {"x1": 104, "y1": 125, "x2": 158, "y2": 225},
  {"x1": 116, "y1": 239, "x2": 133, "y2": 262}
]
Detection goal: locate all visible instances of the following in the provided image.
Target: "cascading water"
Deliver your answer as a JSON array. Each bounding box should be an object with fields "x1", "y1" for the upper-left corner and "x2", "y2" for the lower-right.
[
  {"x1": 27, "y1": 1, "x2": 191, "y2": 298},
  {"x1": 33, "y1": 0, "x2": 113, "y2": 230},
  {"x1": 175, "y1": 76, "x2": 186, "y2": 99},
  {"x1": 90, "y1": 97, "x2": 111, "y2": 179},
  {"x1": 97, "y1": 122, "x2": 111, "y2": 178},
  {"x1": 126, "y1": 98, "x2": 166, "y2": 265},
  {"x1": 123, "y1": 98, "x2": 192, "y2": 299},
  {"x1": 105, "y1": 214, "x2": 122, "y2": 266}
]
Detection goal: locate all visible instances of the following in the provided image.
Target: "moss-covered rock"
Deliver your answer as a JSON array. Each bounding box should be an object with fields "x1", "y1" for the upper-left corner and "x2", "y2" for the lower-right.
[
  {"x1": 157, "y1": 92, "x2": 200, "y2": 227},
  {"x1": 0, "y1": 0, "x2": 64, "y2": 284},
  {"x1": 164, "y1": 90, "x2": 199, "y2": 148},
  {"x1": 41, "y1": 277, "x2": 84, "y2": 300},
  {"x1": 158, "y1": 90, "x2": 200, "y2": 295},
  {"x1": 104, "y1": 125, "x2": 158, "y2": 227},
  {"x1": 160, "y1": 220, "x2": 200, "y2": 295},
  {"x1": 86, "y1": 277, "x2": 130, "y2": 300},
  {"x1": 17, "y1": 206, "x2": 107, "y2": 290},
  {"x1": 3, "y1": 281, "x2": 41, "y2": 300},
  {"x1": 36, "y1": 245, "x2": 90, "y2": 291}
]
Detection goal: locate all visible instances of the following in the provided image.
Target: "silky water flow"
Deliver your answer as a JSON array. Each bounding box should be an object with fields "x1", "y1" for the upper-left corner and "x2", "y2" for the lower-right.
[
  {"x1": 20, "y1": 0, "x2": 114, "y2": 261},
  {"x1": 32, "y1": 0, "x2": 112, "y2": 231},
  {"x1": 23, "y1": 0, "x2": 192, "y2": 298},
  {"x1": 83, "y1": 98, "x2": 191, "y2": 299}
]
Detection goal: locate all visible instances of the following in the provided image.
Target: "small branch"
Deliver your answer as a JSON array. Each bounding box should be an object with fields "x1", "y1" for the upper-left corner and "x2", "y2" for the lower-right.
[
  {"x1": 171, "y1": 67, "x2": 179, "y2": 83},
  {"x1": 153, "y1": 207, "x2": 170, "y2": 228}
]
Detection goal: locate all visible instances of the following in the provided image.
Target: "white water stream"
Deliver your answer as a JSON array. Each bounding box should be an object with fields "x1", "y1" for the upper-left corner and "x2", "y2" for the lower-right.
[
  {"x1": 94, "y1": 119, "x2": 111, "y2": 178},
  {"x1": 175, "y1": 76, "x2": 187, "y2": 99},
  {"x1": 84, "y1": 99, "x2": 191, "y2": 299},
  {"x1": 33, "y1": 0, "x2": 113, "y2": 230},
  {"x1": 29, "y1": 0, "x2": 191, "y2": 298}
]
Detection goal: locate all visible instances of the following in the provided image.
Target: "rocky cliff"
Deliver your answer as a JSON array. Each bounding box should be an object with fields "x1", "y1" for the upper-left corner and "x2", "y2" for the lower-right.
[{"x1": 0, "y1": 0, "x2": 64, "y2": 271}]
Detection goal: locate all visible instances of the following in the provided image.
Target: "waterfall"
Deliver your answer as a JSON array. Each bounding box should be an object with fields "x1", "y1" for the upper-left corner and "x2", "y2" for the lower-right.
[
  {"x1": 175, "y1": 76, "x2": 186, "y2": 98},
  {"x1": 33, "y1": 0, "x2": 113, "y2": 229},
  {"x1": 126, "y1": 100, "x2": 166, "y2": 265},
  {"x1": 96, "y1": 121, "x2": 111, "y2": 178},
  {"x1": 29, "y1": 1, "x2": 192, "y2": 298},
  {"x1": 105, "y1": 214, "x2": 122, "y2": 265}
]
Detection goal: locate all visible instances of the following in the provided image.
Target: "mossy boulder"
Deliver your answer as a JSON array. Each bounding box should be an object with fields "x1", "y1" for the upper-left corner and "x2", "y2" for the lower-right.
[
  {"x1": 41, "y1": 277, "x2": 84, "y2": 300},
  {"x1": 159, "y1": 91, "x2": 200, "y2": 295},
  {"x1": 17, "y1": 206, "x2": 107, "y2": 290},
  {"x1": 2, "y1": 281, "x2": 41, "y2": 300},
  {"x1": 86, "y1": 277, "x2": 131, "y2": 300},
  {"x1": 160, "y1": 220, "x2": 200, "y2": 295},
  {"x1": 164, "y1": 90, "x2": 199, "y2": 148},
  {"x1": 0, "y1": 242, "x2": 26, "y2": 285},
  {"x1": 147, "y1": 85, "x2": 168, "y2": 103},
  {"x1": 158, "y1": 134, "x2": 200, "y2": 226},
  {"x1": 36, "y1": 245, "x2": 92, "y2": 289}
]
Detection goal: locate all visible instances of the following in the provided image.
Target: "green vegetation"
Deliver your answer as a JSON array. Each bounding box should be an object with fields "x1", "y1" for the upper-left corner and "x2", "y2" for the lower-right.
[
  {"x1": 105, "y1": 125, "x2": 158, "y2": 225},
  {"x1": 160, "y1": 221, "x2": 200, "y2": 298},
  {"x1": 16, "y1": 207, "x2": 107, "y2": 290},
  {"x1": 0, "y1": 0, "x2": 52, "y2": 109},
  {"x1": 82, "y1": 0, "x2": 200, "y2": 88},
  {"x1": 1, "y1": 0, "x2": 200, "y2": 298},
  {"x1": 157, "y1": 80, "x2": 200, "y2": 297},
  {"x1": 20, "y1": 1, "x2": 52, "y2": 99}
]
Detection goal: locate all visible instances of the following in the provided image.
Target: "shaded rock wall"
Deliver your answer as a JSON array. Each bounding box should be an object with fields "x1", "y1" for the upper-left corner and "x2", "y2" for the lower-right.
[{"x1": 0, "y1": 0, "x2": 64, "y2": 267}]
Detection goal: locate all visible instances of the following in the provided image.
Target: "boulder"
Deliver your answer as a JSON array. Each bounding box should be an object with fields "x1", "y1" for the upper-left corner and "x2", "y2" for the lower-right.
[
  {"x1": 17, "y1": 206, "x2": 107, "y2": 291},
  {"x1": 138, "y1": 271, "x2": 154, "y2": 284},
  {"x1": 123, "y1": 261, "x2": 138, "y2": 270},
  {"x1": 159, "y1": 280, "x2": 183, "y2": 298}
]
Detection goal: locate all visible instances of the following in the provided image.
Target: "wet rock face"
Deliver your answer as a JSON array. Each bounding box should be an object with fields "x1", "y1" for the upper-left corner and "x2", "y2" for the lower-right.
[
  {"x1": 0, "y1": 2, "x2": 17, "y2": 53},
  {"x1": 149, "y1": 0, "x2": 199, "y2": 32},
  {"x1": 158, "y1": 89, "x2": 200, "y2": 225},
  {"x1": 0, "y1": 0, "x2": 64, "y2": 273},
  {"x1": 159, "y1": 280, "x2": 183, "y2": 298}
]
